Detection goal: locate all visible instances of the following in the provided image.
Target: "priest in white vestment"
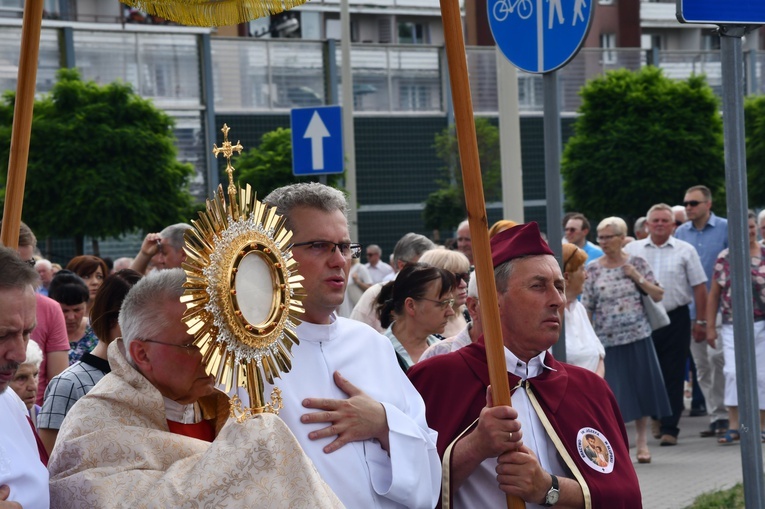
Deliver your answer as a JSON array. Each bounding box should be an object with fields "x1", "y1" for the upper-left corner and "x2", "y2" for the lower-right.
[
  {"x1": 47, "y1": 269, "x2": 342, "y2": 508},
  {"x1": 264, "y1": 183, "x2": 441, "y2": 508}
]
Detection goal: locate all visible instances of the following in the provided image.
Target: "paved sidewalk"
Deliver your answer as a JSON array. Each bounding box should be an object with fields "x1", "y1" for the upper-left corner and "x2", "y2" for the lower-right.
[{"x1": 633, "y1": 411, "x2": 760, "y2": 509}]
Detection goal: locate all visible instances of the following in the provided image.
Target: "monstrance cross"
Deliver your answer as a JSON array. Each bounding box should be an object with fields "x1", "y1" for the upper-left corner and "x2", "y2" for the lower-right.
[{"x1": 213, "y1": 124, "x2": 244, "y2": 196}]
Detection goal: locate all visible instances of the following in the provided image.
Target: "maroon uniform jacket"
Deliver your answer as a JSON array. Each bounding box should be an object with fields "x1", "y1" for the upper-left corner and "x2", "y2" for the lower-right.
[{"x1": 408, "y1": 341, "x2": 642, "y2": 509}]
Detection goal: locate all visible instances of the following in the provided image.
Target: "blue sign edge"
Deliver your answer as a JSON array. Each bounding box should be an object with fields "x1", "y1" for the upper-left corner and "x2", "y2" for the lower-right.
[
  {"x1": 290, "y1": 105, "x2": 345, "y2": 176},
  {"x1": 676, "y1": 0, "x2": 765, "y2": 24},
  {"x1": 488, "y1": 0, "x2": 596, "y2": 74}
]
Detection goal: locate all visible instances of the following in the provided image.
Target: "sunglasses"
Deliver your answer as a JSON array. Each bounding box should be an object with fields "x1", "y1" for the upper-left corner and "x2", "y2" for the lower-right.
[
  {"x1": 683, "y1": 200, "x2": 706, "y2": 207},
  {"x1": 453, "y1": 272, "x2": 470, "y2": 285}
]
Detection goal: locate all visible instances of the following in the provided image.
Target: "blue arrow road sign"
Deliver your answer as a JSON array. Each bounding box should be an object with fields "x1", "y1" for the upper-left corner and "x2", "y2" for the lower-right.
[
  {"x1": 291, "y1": 106, "x2": 344, "y2": 176},
  {"x1": 677, "y1": 0, "x2": 765, "y2": 24},
  {"x1": 488, "y1": 0, "x2": 593, "y2": 74}
]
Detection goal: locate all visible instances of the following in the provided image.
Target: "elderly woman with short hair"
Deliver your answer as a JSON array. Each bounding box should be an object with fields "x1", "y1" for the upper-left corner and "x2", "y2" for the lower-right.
[
  {"x1": 10, "y1": 341, "x2": 45, "y2": 427},
  {"x1": 582, "y1": 217, "x2": 670, "y2": 464}
]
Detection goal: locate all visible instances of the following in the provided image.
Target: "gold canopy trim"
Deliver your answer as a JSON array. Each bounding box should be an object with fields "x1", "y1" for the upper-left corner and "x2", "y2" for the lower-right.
[{"x1": 121, "y1": 0, "x2": 308, "y2": 27}]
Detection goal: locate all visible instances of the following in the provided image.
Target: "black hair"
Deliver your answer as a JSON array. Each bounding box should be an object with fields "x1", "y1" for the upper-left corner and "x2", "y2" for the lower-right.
[
  {"x1": 48, "y1": 270, "x2": 89, "y2": 306},
  {"x1": 375, "y1": 263, "x2": 456, "y2": 329}
]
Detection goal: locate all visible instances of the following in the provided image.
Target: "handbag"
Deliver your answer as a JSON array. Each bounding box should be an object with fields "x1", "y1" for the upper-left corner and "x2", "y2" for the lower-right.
[{"x1": 637, "y1": 284, "x2": 670, "y2": 330}]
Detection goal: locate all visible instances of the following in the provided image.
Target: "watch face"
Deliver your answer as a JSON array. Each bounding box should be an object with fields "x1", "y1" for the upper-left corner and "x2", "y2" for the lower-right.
[{"x1": 546, "y1": 489, "x2": 560, "y2": 505}]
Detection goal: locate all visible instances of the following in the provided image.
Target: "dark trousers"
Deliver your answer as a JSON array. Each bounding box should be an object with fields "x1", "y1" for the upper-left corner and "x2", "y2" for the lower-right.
[{"x1": 652, "y1": 304, "x2": 691, "y2": 437}]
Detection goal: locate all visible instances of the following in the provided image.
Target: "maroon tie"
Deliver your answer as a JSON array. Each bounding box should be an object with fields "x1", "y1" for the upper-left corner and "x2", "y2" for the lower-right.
[{"x1": 27, "y1": 416, "x2": 49, "y2": 466}]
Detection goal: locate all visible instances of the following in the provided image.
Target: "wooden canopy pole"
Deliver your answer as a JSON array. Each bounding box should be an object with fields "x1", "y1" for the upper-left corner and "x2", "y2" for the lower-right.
[
  {"x1": 439, "y1": 0, "x2": 523, "y2": 507},
  {"x1": 1, "y1": 0, "x2": 44, "y2": 249}
]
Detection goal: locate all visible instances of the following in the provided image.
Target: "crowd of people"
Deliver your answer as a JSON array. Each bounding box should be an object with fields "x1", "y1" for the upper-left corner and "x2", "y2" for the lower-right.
[{"x1": 0, "y1": 181, "x2": 760, "y2": 508}]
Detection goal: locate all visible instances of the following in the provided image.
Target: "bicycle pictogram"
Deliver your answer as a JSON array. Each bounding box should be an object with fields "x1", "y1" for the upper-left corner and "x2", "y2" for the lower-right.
[{"x1": 493, "y1": 0, "x2": 533, "y2": 21}]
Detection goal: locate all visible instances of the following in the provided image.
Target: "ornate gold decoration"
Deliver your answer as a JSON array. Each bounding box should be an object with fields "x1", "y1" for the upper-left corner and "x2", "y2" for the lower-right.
[
  {"x1": 213, "y1": 124, "x2": 243, "y2": 196},
  {"x1": 120, "y1": 0, "x2": 309, "y2": 27},
  {"x1": 181, "y1": 125, "x2": 304, "y2": 416}
]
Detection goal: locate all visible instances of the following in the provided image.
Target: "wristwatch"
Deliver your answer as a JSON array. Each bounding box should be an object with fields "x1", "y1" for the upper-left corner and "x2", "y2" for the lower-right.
[
  {"x1": 637, "y1": 276, "x2": 646, "y2": 285},
  {"x1": 542, "y1": 474, "x2": 560, "y2": 507}
]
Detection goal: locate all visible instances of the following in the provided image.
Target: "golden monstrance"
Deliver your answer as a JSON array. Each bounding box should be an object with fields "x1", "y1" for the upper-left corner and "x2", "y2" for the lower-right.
[{"x1": 181, "y1": 124, "x2": 304, "y2": 419}]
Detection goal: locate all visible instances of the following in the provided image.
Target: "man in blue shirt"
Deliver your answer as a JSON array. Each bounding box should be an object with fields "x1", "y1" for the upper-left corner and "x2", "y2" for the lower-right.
[
  {"x1": 674, "y1": 185, "x2": 729, "y2": 438},
  {"x1": 564, "y1": 213, "x2": 603, "y2": 264}
]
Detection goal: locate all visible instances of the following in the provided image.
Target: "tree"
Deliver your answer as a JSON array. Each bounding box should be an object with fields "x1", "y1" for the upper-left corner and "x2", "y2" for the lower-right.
[
  {"x1": 423, "y1": 117, "x2": 501, "y2": 232},
  {"x1": 235, "y1": 127, "x2": 343, "y2": 198},
  {"x1": 561, "y1": 67, "x2": 725, "y2": 229},
  {"x1": 0, "y1": 68, "x2": 195, "y2": 255},
  {"x1": 745, "y1": 95, "x2": 765, "y2": 209}
]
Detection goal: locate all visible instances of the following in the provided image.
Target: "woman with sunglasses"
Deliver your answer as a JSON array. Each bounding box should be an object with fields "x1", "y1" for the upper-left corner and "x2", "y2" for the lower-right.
[
  {"x1": 562, "y1": 243, "x2": 605, "y2": 376},
  {"x1": 418, "y1": 249, "x2": 471, "y2": 338},
  {"x1": 375, "y1": 263, "x2": 457, "y2": 372}
]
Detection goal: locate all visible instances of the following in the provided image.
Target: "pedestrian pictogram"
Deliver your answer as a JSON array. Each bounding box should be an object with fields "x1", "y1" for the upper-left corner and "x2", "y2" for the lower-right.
[{"x1": 488, "y1": 0, "x2": 593, "y2": 73}]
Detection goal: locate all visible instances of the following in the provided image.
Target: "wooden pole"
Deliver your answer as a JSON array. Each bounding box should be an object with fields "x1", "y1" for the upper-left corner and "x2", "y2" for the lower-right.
[
  {"x1": 439, "y1": 0, "x2": 524, "y2": 507},
  {"x1": 1, "y1": 0, "x2": 44, "y2": 249}
]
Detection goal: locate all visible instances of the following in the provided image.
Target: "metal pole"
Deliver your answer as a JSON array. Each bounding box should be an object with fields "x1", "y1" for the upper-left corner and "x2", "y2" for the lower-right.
[
  {"x1": 497, "y1": 49, "x2": 524, "y2": 223},
  {"x1": 720, "y1": 25, "x2": 765, "y2": 509},
  {"x1": 340, "y1": 0, "x2": 358, "y2": 241},
  {"x1": 199, "y1": 33, "x2": 218, "y2": 198},
  {"x1": 543, "y1": 70, "x2": 565, "y2": 361}
]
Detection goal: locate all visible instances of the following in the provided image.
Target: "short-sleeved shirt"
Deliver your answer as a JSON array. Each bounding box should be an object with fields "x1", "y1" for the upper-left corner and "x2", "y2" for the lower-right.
[
  {"x1": 31, "y1": 294, "x2": 70, "y2": 406},
  {"x1": 624, "y1": 236, "x2": 707, "y2": 312},
  {"x1": 712, "y1": 246, "x2": 765, "y2": 324},
  {"x1": 38, "y1": 352, "x2": 110, "y2": 431},
  {"x1": 583, "y1": 255, "x2": 656, "y2": 347},
  {"x1": 68, "y1": 325, "x2": 98, "y2": 365}
]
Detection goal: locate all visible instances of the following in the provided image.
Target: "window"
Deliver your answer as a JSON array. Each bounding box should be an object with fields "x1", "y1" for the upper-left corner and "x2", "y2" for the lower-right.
[
  {"x1": 398, "y1": 22, "x2": 429, "y2": 44},
  {"x1": 600, "y1": 33, "x2": 617, "y2": 64}
]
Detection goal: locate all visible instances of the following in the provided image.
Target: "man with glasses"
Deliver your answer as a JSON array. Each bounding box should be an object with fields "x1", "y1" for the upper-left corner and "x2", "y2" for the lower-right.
[
  {"x1": 365, "y1": 244, "x2": 394, "y2": 283},
  {"x1": 48, "y1": 268, "x2": 342, "y2": 507},
  {"x1": 263, "y1": 182, "x2": 440, "y2": 509},
  {"x1": 675, "y1": 185, "x2": 729, "y2": 439},
  {"x1": 565, "y1": 213, "x2": 603, "y2": 263}
]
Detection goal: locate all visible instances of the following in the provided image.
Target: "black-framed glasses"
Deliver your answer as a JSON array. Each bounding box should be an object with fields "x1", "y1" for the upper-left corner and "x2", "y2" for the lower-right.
[
  {"x1": 454, "y1": 272, "x2": 470, "y2": 285},
  {"x1": 683, "y1": 200, "x2": 706, "y2": 208},
  {"x1": 418, "y1": 297, "x2": 455, "y2": 310},
  {"x1": 141, "y1": 338, "x2": 200, "y2": 354},
  {"x1": 596, "y1": 234, "x2": 619, "y2": 242},
  {"x1": 292, "y1": 241, "x2": 362, "y2": 259}
]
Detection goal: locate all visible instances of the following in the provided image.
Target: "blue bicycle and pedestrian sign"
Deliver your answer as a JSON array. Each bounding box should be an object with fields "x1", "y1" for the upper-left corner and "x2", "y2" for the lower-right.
[{"x1": 488, "y1": 0, "x2": 593, "y2": 74}]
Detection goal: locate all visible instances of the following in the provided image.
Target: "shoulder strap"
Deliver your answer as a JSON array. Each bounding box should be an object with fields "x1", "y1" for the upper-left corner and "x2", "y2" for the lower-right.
[{"x1": 441, "y1": 417, "x2": 479, "y2": 509}]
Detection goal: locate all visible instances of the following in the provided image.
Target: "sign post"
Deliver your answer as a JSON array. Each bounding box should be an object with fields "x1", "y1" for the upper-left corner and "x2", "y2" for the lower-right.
[
  {"x1": 678, "y1": 3, "x2": 765, "y2": 507},
  {"x1": 488, "y1": 0, "x2": 593, "y2": 361},
  {"x1": 290, "y1": 105, "x2": 345, "y2": 176}
]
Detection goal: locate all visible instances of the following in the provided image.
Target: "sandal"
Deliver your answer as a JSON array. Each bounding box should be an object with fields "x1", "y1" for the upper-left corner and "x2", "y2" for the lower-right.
[
  {"x1": 636, "y1": 449, "x2": 651, "y2": 464},
  {"x1": 717, "y1": 429, "x2": 740, "y2": 445}
]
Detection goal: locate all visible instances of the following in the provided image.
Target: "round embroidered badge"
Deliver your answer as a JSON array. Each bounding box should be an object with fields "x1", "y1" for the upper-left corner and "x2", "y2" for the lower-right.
[{"x1": 576, "y1": 427, "x2": 615, "y2": 473}]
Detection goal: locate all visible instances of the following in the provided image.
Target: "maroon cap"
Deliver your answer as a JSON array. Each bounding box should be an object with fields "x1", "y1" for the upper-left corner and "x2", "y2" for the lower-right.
[{"x1": 490, "y1": 221, "x2": 554, "y2": 268}]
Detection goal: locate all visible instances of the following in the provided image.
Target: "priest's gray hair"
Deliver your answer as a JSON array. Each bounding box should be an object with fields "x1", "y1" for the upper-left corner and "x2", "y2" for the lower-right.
[
  {"x1": 160, "y1": 223, "x2": 192, "y2": 251},
  {"x1": 264, "y1": 183, "x2": 348, "y2": 234},
  {"x1": 120, "y1": 268, "x2": 186, "y2": 364},
  {"x1": 494, "y1": 259, "x2": 518, "y2": 293}
]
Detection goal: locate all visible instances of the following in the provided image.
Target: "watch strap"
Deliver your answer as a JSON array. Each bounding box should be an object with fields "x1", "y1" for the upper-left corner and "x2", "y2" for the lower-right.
[{"x1": 542, "y1": 474, "x2": 560, "y2": 507}]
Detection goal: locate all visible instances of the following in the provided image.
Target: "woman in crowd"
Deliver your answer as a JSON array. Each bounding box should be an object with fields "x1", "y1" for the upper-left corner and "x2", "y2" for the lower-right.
[
  {"x1": 375, "y1": 263, "x2": 457, "y2": 372},
  {"x1": 10, "y1": 341, "x2": 44, "y2": 427},
  {"x1": 66, "y1": 255, "x2": 108, "y2": 312},
  {"x1": 562, "y1": 243, "x2": 605, "y2": 376},
  {"x1": 38, "y1": 269, "x2": 142, "y2": 454},
  {"x1": 583, "y1": 217, "x2": 670, "y2": 464},
  {"x1": 49, "y1": 270, "x2": 96, "y2": 365},
  {"x1": 707, "y1": 210, "x2": 765, "y2": 444},
  {"x1": 418, "y1": 249, "x2": 471, "y2": 338}
]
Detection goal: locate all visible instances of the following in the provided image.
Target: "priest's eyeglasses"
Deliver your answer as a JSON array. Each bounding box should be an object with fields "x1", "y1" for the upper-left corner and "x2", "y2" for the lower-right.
[
  {"x1": 292, "y1": 241, "x2": 362, "y2": 259},
  {"x1": 141, "y1": 338, "x2": 200, "y2": 354},
  {"x1": 418, "y1": 297, "x2": 456, "y2": 310}
]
